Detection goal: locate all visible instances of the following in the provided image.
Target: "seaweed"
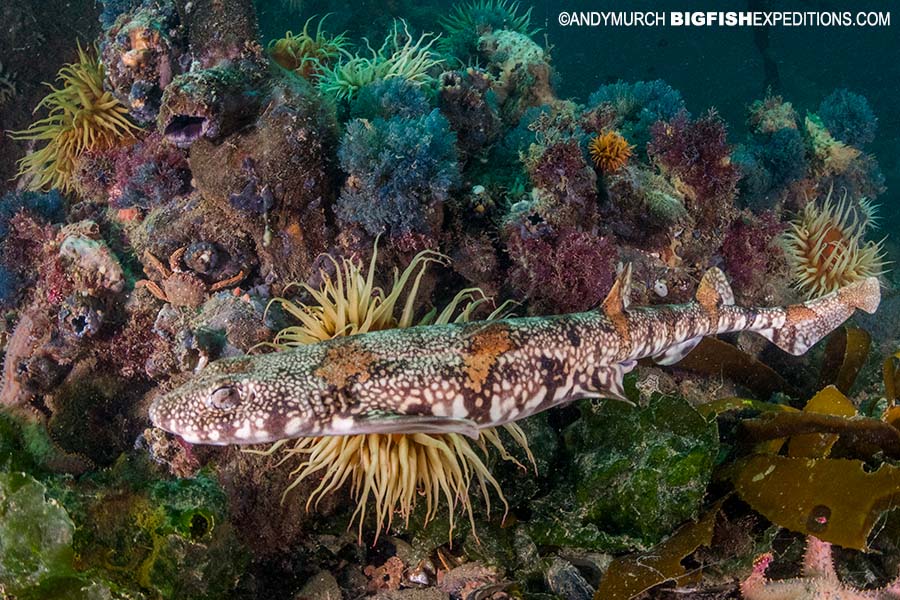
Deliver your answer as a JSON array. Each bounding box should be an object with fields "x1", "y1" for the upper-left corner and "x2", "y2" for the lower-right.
[
  {"x1": 593, "y1": 501, "x2": 719, "y2": 600},
  {"x1": 729, "y1": 343, "x2": 900, "y2": 551},
  {"x1": 733, "y1": 455, "x2": 900, "y2": 551},
  {"x1": 817, "y1": 327, "x2": 871, "y2": 395},
  {"x1": 669, "y1": 337, "x2": 794, "y2": 399},
  {"x1": 336, "y1": 108, "x2": 460, "y2": 238},
  {"x1": 818, "y1": 89, "x2": 878, "y2": 148}
]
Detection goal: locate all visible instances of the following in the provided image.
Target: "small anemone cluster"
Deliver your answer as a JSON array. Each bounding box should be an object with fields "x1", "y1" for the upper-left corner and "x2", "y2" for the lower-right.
[
  {"x1": 268, "y1": 15, "x2": 349, "y2": 80},
  {"x1": 317, "y1": 20, "x2": 443, "y2": 101},
  {"x1": 10, "y1": 44, "x2": 140, "y2": 193},
  {"x1": 260, "y1": 244, "x2": 532, "y2": 540},
  {"x1": 784, "y1": 189, "x2": 885, "y2": 297}
]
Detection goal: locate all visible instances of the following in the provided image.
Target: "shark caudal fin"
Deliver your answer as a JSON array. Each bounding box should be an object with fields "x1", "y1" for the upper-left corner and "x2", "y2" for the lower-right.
[{"x1": 755, "y1": 277, "x2": 881, "y2": 356}]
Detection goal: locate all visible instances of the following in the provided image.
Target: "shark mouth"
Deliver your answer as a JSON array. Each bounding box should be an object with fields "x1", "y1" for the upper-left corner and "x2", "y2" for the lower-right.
[{"x1": 163, "y1": 115, "x2": 209, "y2": 147}]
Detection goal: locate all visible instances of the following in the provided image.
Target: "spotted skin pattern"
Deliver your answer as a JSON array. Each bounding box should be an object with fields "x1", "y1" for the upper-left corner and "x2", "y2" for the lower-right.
[{"x1": 149, "y1": 268, "x2": 881, "y2": 445}]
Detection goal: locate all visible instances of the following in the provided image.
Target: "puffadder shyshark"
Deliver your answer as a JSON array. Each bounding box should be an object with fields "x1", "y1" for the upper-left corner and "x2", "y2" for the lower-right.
[{"x1": 150, "y1": 266, "x2": 880, "y2": 445}]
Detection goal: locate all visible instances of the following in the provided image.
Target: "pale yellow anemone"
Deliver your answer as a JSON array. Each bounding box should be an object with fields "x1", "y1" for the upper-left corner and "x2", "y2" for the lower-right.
[
  {"x1": 255, "y1": 246, "x2": 533, "y2": 542},
  {"x1": 9, "y1": 44, "x2": 140, "y2": 193}
]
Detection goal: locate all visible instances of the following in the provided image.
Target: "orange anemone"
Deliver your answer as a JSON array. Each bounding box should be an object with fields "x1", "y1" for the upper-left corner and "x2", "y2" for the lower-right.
[{"x1": 784, "y1": 190, "x2": 886, "y2": 298}]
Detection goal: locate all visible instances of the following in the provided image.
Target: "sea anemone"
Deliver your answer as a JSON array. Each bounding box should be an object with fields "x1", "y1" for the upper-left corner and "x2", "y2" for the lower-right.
[
  {"x1": 0, "y1": 62, "x2": 17, "y2": 109},
  {"x1": 783, "y1": 189, "x2": 886, "y2": 297},
  {"x1": 440, "y1": 0, "x2": 535, "y2": 37},
  {"x1": 317, "y1": 20, "x2": 443, "y2": 101},
  {"x1": 268, "y1": 15, "x2": 349, "y2": 79},
  {"x1": 9, "y1": 44, "x2": 140, "y2": 193},
  {"x1": 589, "y1": 131, "x2": 634, "y2": 173},
  {"x1": 259, "y1": 245, "x2": 532, "y2": 542},
  {"x1": 438, "y1": 0, "x2": 538, "y2": 62},
  {"x1": 280, "y1": 0, "x2": 304, "y2": 13}
]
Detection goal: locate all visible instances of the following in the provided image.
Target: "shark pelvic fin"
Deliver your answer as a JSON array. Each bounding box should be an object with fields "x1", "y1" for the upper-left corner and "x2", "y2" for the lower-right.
[
  {"x1": 654, "y1": 337, "x2": 703, "y2": 366},
  {"x1": 696, "y1": 267, "x2": 735, "y2": 308},
  {"x1": 601, "y1": 264, "x2": 633, "y2": 316}
]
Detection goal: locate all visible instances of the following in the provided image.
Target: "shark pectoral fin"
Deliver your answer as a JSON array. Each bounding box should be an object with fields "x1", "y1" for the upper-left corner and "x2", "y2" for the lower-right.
[
  {"x1": 654, "y1": 337, "x2": 703, "y2": 366},
  {"x1": 696, "y1": 267, "x2": 735, "y2": 308},
  {"x1": 353, "y1": 412, "x2": 481, "y2": 439},
  {"x1": 599, "y1": 264, "x2": 633, "y2": 315}
]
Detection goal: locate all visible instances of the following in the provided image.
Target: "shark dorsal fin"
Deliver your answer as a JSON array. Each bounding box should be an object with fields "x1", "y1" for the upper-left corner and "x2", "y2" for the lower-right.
[
  {"x1": 696, "y1": 268, "x2": 734, "y2": 308},
  {"x1": 601, "y1": 264, "x2": 632, "y2": 316}
]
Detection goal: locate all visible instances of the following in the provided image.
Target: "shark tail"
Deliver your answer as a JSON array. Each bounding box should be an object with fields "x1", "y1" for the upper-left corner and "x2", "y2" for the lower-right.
[{"x1": 754, "y1": 277, "x2": 880, "y2": 356}]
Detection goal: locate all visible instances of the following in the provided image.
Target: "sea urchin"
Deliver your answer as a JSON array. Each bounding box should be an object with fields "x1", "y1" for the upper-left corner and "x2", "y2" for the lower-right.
[
  {"x1": 784, "y1": 189, "x2": 886, "y2": 298},
  {"x1": 258, "y1": 245, "x2": 533, "y2": 542},
  {"x1": 590, "y1": 130, "x2": 634, "y2": 173}
]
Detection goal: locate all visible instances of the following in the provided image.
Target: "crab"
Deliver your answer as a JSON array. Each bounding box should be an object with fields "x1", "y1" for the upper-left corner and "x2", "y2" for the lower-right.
[{"x1": 136, "y1": 246, "x2": 247, "y2": 307}]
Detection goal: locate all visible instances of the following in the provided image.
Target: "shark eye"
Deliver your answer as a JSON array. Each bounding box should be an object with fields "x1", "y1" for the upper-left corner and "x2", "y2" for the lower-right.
[{"x1": 206, "y1": 386, "x2": 241, "y2": 412}]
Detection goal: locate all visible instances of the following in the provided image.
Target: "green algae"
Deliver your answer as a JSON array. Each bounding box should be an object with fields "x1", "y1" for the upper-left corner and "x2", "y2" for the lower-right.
[
  {"x1": 528, "y1": 394, "x2": 718, "y2": 551},
  {"x1": 53, "y1": 457, "x2": 248, "y2": 599},
  {"x1": 0, "y1": 409, "x2": 247, "y2": 600},
  {"x1": 0, "y1": 471, "x2": 77, "y2": 596}
]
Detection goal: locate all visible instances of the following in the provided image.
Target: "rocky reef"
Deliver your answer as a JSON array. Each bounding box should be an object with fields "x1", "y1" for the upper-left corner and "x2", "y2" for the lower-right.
[{"x1": 1, "y1": 0, "x2": 898, "y2": 598}]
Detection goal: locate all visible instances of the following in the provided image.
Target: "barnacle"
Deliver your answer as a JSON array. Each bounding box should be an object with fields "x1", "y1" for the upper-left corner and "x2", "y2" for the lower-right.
[
  {"x1": 783, "y1": 188, "x2": 886, "y2": 298},
  {"x1": 9, "y1": 44, "x2": 140, "y2": 193},
  {"x1": 268, "y1": 15, "x2": 349, "y2": 79},
  {"x1": 440, "y1": 0, "x2": 537, "y2": 37},
  {"x1": 589, "y1": 130, "x2": 634, "y2": 173},
  {"x1": 317, "y1": 20, "x2": 443, "y2": 101},
  {"x1": 0, "y1": 62, "x2": 17, "y2": 109},
  {"x1": 261, "y1": 245, "x2": 532, "y2": 541}
]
